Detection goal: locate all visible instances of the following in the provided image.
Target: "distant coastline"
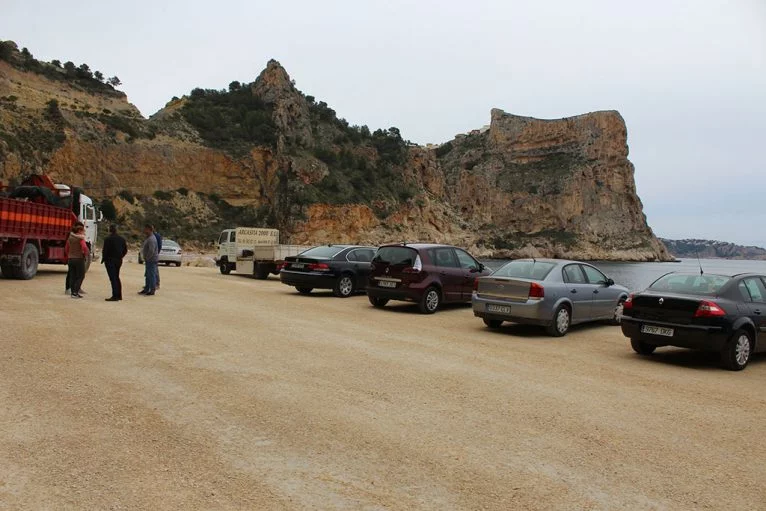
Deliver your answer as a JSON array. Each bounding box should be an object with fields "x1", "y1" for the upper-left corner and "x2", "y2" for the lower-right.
[{"x1": 660, "y1": 238, "x2": 766, "y2": 261}]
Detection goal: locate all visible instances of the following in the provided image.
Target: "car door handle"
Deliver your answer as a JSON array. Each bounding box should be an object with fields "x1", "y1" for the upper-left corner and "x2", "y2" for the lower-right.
[
  {"x1": 593, "y1": 290, "x2": 599, "y2": 295},
  {"x1": 755, "y1": 309, "x2": 762, "y2": 315},
  {"x1": 570, "y1": 289, "x2": 577, "y2": 294}
]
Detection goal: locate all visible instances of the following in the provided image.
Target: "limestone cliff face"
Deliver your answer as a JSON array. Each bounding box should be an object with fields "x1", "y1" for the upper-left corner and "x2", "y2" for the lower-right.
[{"x1": 0, "y1": 46, "x2": 670, "y2": 261}]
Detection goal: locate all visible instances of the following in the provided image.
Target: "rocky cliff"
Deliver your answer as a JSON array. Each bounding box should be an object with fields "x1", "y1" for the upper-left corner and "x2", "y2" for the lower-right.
[
  {"x1": 660, "y1": 239, "x2": 766, "y2": 260},
  {"x1": 0, "y1": 40, "x2": 671, "y2": 260}
]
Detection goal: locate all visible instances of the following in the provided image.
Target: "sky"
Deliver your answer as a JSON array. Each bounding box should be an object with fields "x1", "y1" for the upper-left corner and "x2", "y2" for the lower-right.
[{"x1": 2, "y1": 0, "x2": 765, "y2": 246}]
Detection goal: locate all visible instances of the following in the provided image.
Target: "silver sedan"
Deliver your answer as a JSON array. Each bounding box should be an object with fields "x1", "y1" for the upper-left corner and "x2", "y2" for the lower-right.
[{"x1": 472, "y1": 259, "x2": 629, "y2": 336}]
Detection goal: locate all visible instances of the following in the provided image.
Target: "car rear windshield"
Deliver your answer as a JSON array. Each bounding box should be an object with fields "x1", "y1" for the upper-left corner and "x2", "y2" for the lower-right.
[
  {"x1": 649, "y1": 274, "x2": 731, "y2": 295},
  {"x1": 164, "y1": 240, "x2": 179, "y2": 248},
  {"x1": 492, "y1": 260, "x2": 556, "y2": 280},
  {"x1": 299, "y1": 245, "x2": 346, "y2": 259},
  {"x1": 373, "y1": 246, "x2": 418, "y2": 266}
]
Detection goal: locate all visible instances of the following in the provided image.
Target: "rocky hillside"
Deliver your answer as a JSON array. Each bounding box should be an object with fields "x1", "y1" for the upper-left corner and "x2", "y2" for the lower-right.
[
  {"x1": 0, "y1": 39, "x2": 671, "y2": 260},
  {"x1": 661, "y1": 239, "x2": 766, "y2": 260}
]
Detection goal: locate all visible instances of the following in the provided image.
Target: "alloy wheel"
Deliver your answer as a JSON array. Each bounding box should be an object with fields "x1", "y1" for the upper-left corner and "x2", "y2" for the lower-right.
[
  {"x1": 735, "y1": 334, "x2": 751, "y2": 367},
  {"x1": 556, "y1": 308, "x2": 570, "y2": 333},
  {"x1": 426, "y1": 290, "x2": 439, "y2": 312},
  {"x1": 339, "y1": 277, "x2": 353, "y2": 296}
]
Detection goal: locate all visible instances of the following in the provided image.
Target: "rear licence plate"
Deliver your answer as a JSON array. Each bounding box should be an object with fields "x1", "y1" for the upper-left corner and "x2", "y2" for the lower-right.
[
  {"x1": 641, "y1": 325, "x2": 674, "y2": 337},
  {"x1": 486, "y1": 304, "x2": 511, "y2": 314},
  {"x1": 378, "y1": 281, "x2": 397, "y2": 288},
  {"x1": 291, "y1": 263, "x2": 305, "y2": 269}
]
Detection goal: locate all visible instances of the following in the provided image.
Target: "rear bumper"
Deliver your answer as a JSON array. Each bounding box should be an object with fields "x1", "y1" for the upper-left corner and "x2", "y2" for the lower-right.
[
  {"x1": 366, "y1": 284, "x2": 422, "y2": 302},
  {"x1": 472, "y1": 294, "x2": 551, "y2": 325},
  {"x1": 621, "y1": 317, "x2": 728, "y2": 351},
  {"x1": 158, "y1": 254, "x2": 181, "y2": 264},
  {"x1": 280, "y1": 270, "x2": 337, "y2": 289}
]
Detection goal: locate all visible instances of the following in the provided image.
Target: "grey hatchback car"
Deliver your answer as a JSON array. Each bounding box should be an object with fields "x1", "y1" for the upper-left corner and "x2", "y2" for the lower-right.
[{"x1": 472, "y1": 259, "x2": 629, "y2": 336}]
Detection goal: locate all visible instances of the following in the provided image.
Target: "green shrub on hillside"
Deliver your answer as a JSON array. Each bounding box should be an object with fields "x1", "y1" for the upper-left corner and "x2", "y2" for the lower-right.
[{"x1": 181, "y1": 86, "x2": 278, "y2": 156}]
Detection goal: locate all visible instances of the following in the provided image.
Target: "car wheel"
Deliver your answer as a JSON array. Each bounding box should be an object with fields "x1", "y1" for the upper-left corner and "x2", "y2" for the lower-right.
[
  {"x1": 630, "y1": 338, "x2": 656, "y2": 355},
  {"x1": 418, "y1": 286, "x2": 441, "y2": 314},
  {"x1": 483, "y1": 318, "x2": 503, "y2": 329},
  {"x1": 220, "y1": 261, "x2": 231, "y2": 275},
  {"x1": 721, "y1": 329, "x2": 752, "y2": 371},
  {"x1": 369, "y1": 296, "x2": 389, "y2": 308},
  {"x1": 609, "y1": 298, "x2": 626, "y2": 325},
  {"x1": 546, "y1": 305, "x2": 571, "y2": 336},
  {"x1": 333, "y1": 275, "x2": 354, "y2": 298},
  {"x1": 296, "y1": 287, "x2": 313, "y2": 295},
  {"x1": 175, "y1": 262, "x2": 182, "y2": 267}
]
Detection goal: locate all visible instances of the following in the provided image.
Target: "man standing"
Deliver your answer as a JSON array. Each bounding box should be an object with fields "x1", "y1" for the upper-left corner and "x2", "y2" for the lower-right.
[
  {"x1": 102, "y1": 224, "x2": 127, "y2": 301},
  {"x1": 65, "y1": 221, "x2": 85, "y2": 294},
  {"x1": 153, "y1": 226, "x2": 162, "y2": 290},
  {"x1": 139, "y1": 224, "x2": 158, "y2": 296},
  {"x1": 66, "y1": 224, "x2": 89, "y2": 299}
]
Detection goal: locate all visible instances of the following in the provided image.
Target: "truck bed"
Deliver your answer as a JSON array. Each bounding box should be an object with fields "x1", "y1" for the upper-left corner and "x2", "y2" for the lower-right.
[
  {"x1": 0, "y1": 197, "x2": 75, "y2": 240},
  {"x1": 252, "y1": 245, "x2": 307, "y2": 261}
]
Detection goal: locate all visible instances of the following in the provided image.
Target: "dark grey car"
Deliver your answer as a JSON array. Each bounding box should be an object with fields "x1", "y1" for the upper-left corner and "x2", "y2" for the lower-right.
[{"x1": 472, "y1": 259, "x2": 630, "y2": 336}]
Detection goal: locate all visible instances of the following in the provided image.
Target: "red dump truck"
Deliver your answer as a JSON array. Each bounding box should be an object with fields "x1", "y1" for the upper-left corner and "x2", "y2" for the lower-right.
[{"x1": 0, "y1": 175, "x2": 100, "y2": 280}]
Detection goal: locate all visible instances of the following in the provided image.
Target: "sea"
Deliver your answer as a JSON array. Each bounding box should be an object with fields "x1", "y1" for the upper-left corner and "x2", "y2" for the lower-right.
[{"x1": 482, "y1": 258, "x2": 766, "y2": 293}]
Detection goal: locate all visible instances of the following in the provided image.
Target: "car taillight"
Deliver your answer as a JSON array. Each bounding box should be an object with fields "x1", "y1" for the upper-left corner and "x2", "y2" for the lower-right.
[
  {"x1": 529, "y1": 282, "x2": 544, "y2": 299},
  {"x1": 694, "y1": 300, "x2": 725, "y2": 318},
  {"x1": 276, "y1": 262, "x2": 286, "y2": 271},
  {"x1": 308, "y1": 263, "x2": 330, "y2": 272},
  {"x1": 623, "y1": 294, "x2": 634, "y2": 311}
]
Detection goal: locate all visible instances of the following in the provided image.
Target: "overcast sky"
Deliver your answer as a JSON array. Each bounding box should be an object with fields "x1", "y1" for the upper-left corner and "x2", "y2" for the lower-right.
[{"x1": 2, "y1": 0, "x2": 764, "y2": 246}]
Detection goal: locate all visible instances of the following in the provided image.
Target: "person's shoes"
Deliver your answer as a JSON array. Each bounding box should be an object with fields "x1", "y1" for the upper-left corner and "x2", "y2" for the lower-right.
[
  {"x1": 144, "y1": 290, "x2": 155, "y2": 296},
  {"x1": 138, "y1": 290, "x2": 148, "y2": 295},
  {"x1": 105, "y1": 297, "x2": 120, "y2": 302},
  {"x1": 71, "y1": 294, "x2": 82, "y2": 299}
]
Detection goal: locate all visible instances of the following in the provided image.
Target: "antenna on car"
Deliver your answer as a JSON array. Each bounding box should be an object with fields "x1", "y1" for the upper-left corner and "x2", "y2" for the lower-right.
[{"x1": 696, "y1": 250, "x2": 704, "y2": 275}]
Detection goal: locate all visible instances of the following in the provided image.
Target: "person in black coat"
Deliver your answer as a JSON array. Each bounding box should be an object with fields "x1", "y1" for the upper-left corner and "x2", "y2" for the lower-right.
[{"x1": 102, "y1": 224, "x2": 128, "y2": 301}]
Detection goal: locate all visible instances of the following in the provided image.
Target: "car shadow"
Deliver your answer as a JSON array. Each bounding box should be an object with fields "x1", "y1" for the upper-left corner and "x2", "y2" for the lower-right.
[
  {"x1": 369, "y1": 301, "x2": 473, "y2": 315},
  {"x1": 482, "y1": 321, "x2": 617, "y2": 339},
  {"x1": 627, "y1": 349, "x2": 766, "y2": 371}
]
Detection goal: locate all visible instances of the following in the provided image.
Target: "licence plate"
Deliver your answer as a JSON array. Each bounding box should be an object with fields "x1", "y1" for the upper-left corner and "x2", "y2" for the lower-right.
[
  {"x1": 291, "y1": 263, "x2": 305, "y2": 269},
  {"x1": 486, "y1": 304, "x2": 511, "y2": 314},
  {"x1": 378, "y1": 280, "x2": 397, "y2": 288},
  {"x1": 641, "y1": 325, "x2": 674, "y2": 337}
]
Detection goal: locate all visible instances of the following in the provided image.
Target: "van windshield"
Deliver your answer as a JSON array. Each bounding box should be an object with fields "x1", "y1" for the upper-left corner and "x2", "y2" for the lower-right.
[
  {"x1": 493, "y1": 260, "x2": 556, "y2": 280},
  {"x1": 373, "y1": 247, "x2": 417, "y2": 266}
]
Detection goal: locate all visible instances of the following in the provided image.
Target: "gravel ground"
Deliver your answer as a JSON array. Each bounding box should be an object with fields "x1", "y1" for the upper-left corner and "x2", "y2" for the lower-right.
[{"x1": 1, "y1": 263, "x2": 765, "y2": 510}]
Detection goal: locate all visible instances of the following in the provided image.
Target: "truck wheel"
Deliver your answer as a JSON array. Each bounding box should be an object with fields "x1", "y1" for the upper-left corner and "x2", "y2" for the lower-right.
[
  {"x1": 220, "y1": 260, "x2": 231, "y2": 275},
  {"x1": 0, "y1": 264, "x2": 15, "y2": 279},
  {"x1": 18, "y1": 243, "x2": 39, "y2": 280},
  {"x1": 333, "y1": 275, "x2": 354, "y2": 297},
  {"x1": 254, "y1": 264, "x2": 270, "y2": 280}
]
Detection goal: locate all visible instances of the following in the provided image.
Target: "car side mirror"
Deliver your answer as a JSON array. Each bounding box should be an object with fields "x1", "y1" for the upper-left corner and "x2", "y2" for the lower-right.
[{"x1": 606, "y1": 278, "x2": 615, "y2": 287}]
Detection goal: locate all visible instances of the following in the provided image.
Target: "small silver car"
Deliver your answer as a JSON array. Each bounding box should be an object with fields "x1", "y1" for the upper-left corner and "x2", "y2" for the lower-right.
[{"x1": 472, "y1": 259, "x2": 629, "y2": 336}]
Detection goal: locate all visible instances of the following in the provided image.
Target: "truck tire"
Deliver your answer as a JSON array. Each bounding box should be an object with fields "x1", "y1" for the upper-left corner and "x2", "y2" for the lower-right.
[
  {"x1": 254, "y1": 263, "x2": 270, "y2": 280},
  {"x1": 0, "y1": 264, "x2": 15, "y2": 279},
  {"x1": 18, "y1": 243, "x2": 39, "y2": 280},
  {"x1": 220, "y1": 259, "x2": 231, "y2": 275}
]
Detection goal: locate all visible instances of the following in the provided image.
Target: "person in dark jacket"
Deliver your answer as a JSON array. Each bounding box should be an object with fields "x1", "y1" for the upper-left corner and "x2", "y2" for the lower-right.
[
  {"x1": 102, "y1": 224, "x2": 128, "y2": 301},
  {"x1": 153, "y1": 226, "x2": 162, "y2": 290}
]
